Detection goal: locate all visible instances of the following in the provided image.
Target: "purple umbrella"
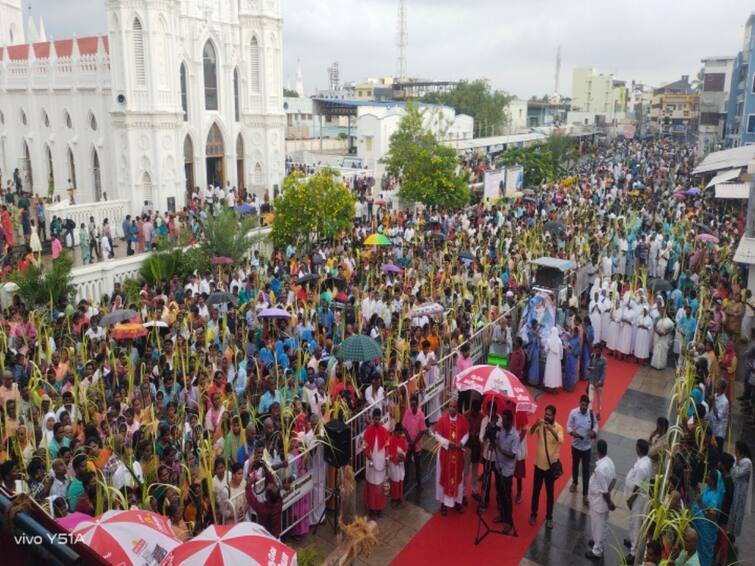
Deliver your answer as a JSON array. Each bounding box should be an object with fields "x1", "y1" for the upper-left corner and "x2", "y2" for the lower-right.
[
  {"x1": 381, "y1": 263, "x2": 403, "y2": 274},
  {"x1": 685, "y1": 187, "x2": 701, "y2": 196},
  {"x1": 258, "y1": 307, "x2": 291, "y2": 319}
]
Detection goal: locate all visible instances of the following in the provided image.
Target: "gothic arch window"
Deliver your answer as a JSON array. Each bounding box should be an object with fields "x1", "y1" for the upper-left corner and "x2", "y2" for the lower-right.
[
  {"x1": 45, "y1": 145, "x2": 53, "y2": 187},
  {"x1": 89, "y1": 112, "x2": 98, "y2": 131},
  {"x1": 236, "y1": 134, "x2": 245, "y2": 191},
  {"x1": 23, "y1": 140, "x2": 33, "y2": 190},
  {"x1": 253, "y1": 162, "x2": 263, "y2": 185},
  {"x1": 142, "y1": 172, "x2": 153, "y2": 206},
  {"x1": 42, "y1": 110, "x2": 49, "y2": 128},
  {"x1": 0, "y1": 110, "x2": 4, "y2": 125},
  {"x1": 92, "y1": 149, "x2": 103, "y2": 201},
  {"x1": 67, "y1": 147, "x2": 77, "y2": 190},
  {"x1": 233, "y1": 67, "x2": 240, "y2": 122},
  {"x1": 180, "y1": 63, "x2": 189, "y2": 121},
  {"x1": 250, "y1": 36, "x2": 261, "y2": 93},
  {"x1": 133, "y1": 17, "x2": 146, "y2": 86},
  {"x1": 64, "y1": 111, "x2": 72, "y2": 129},
  {"x1": 20, "y1": 109, "x2": 27, "y2": 126},
  {"x1": 203, "y1": 41, "x2": 219, "y2": 110},
  {"x1": 206, "y1": 123, "x2": 224, "y2": 156}
]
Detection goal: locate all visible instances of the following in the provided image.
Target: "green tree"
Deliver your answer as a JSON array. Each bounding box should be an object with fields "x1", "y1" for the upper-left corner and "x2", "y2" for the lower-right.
[
  {"x1": 422, "y1": 79, "x2": 512, "y2": 136},
  {"x1": 11, "y1": 252, "x2": 75, "y2": 307},
  {"x1": 382, "y1": 103, "x2": 469, "y2": 209},
  {"x1": 271, "y1": 170, "x2": 356, "y2": 249},
  {"x1": 497, "y1": 144, "x2": 558, "y2": 187},
  {"x1": 545, "y1": 132, "x2": 576, "y2": 169},
  {"x1": 200, "y1": 206, "x2": 259, "y2": 263},
  {"x1": 283, "y1": 88, "x2": 299, "y2": 97}
]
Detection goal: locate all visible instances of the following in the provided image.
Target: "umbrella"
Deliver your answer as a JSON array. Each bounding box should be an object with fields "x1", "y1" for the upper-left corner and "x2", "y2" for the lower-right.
[
  {"x1": 297, "y1": 274, "x2": 320, "y2": 285},
  {"x1": 160, "y1": 522, "x2": 296, "y2": 566},
  {"x1": 258, "y1": 307, "x2": 291, "y2": 319},
  {"x1": 648, "y1": 278, "x2": 673, "y2": 293},
  {"x1": 696, "y1": 222, "x2": 712, "y2": 233},
  {"x1": 673, "y1": 192, "x2": 686, "y2": 200},
  {"x1": 685, "y1": 187, "x2": 701, "y2": 196},
  {"x1": 110, "y1": 323, "x2": 149, "y2": 340},
  {"x1": 410, "y1": 302, "x2": 444, "y2": 318},
  {"x1": 381, "y1": 263, "x2": 403, "y2": 273},
  {"x1": 57, "y1": 511, "x2": 91, "y2": 532},
  {"x1": 697, "y1": 233, "x2": 719, "y2": 244},
  {"x1": 211, "y1": 256, "x2": 234, "y2": 266},
  {"x1": 336, "y1": 334, "x2": 383, "y2": 362},
  {"x1": 99, "y1": 309, "x2": 137, "y2": 327},
  {"x1": 522, "y1": 188, "x2": 536, "y2": 196},
  {"x1": 143, "y1": 320, "x2": 169, "y2": 328},
  {"x1": 72, "y1": 509, "x2": 180, "y2": 566},
  {"x1": 311, "y1": 254, "x2": 326, "y2": 265},
  {"x1": 425, "y1": 231, "x2": 446, "y2": 240},
  {"x1": 543, "y1": 221, "x2": 565, "y2": 234},
  {"x1": 454, "y1": 365, "x2": 537, "y2": 413},
  {"x1": 522, "y1": 196, "x2": 537, "y2": 204},
  {"x1": 459, "y1": 250, "x2": 475, "y2": 262},
  {"x1": 364, "y1": 233, "x2": 392, "y2": 246},
  {"x1": 207, "y1": 292, "x2": 239, "y2": 306},
  {"x1": 322, "y1": 276, "x2": 347, "y2": 291}
]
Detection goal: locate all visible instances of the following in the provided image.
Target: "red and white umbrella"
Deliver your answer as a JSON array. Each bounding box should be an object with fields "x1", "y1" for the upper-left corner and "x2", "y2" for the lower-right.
[
  {"x1": 454, "y1": 364, "x2": 537, "y2": 413},
  {"x1": 72, "y1": 509, "x2": 180, "y2": 566},
  {"x1": 160, "y1": 522, "x2": 297, "y2": 566}
]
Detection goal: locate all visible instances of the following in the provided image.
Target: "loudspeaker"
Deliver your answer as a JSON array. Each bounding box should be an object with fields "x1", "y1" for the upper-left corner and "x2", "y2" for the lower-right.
[
  {"x1": 323, "y1": 420, "x2": 351, "y2": 468},
  {"x1": 534, "y1": 266, "x2": 564, "y2": 289}
]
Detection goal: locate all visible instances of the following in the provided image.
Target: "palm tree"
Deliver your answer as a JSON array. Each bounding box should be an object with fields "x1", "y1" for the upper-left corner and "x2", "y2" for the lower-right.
[{"x1": 691, "y1": 68, "x2": 705, "y2": 94}]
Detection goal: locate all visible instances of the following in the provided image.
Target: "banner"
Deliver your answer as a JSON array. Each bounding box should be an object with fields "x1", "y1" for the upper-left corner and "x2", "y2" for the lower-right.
[
  {"x1": 505, "y1": 166, "x2": 524, "y2": 196},
  {"x1": 483, "y1": 169, "x2": 507, "y2": 201}
]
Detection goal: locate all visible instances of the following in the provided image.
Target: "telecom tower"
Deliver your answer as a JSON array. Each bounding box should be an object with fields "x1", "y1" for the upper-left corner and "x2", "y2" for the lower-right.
[
  {"x1": 397, "y1": 0, "x2": 408, "y2": 81},
  {"x1": 328, "y1": 61, "x2": 340, "y2": 92},
  {"x1": 554, "y1": 45, "x2": 561, "y2": 95}
]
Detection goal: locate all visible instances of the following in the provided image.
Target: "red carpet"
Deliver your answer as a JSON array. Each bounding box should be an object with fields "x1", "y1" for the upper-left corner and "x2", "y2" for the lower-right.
[{"x1": 391, "y1": 358, "x2": 639, "y2": 566}]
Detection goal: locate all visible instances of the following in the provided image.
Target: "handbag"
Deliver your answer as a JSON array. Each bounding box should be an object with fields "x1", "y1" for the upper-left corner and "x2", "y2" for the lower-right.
[{"x1": 543, "y1": 426, "x2": 563, "y2": 479}]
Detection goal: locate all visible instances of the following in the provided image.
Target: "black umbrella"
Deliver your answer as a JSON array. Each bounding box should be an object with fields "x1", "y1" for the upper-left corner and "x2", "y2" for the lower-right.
[
  {"x1": 543, "y1": 221, "x2": 565, "y2": 234},
  {"x1": 322, "y1": 276, "x2": 347, "y2": 291},
  {"x1": 99, "y1": 309, "x2": 138, "y2": 327},
  {"x1": 696, "y1": 222, "x2": 712, "y2": 233},
  {"x1": 425, "y1": 231, "x2": 446, "y2": 240},
  {"x1": 297, "y1": 273, "x2": 320, "y2": 285},
  {"x1": 207, "y1": 292, "x2": 239, "y2": 306},
  {"x1": 459, "y1": 250, "x2": 475, "y2": 261},
  {"x1": 648, "y1": 278, "x2": 673, "y2": 293}
]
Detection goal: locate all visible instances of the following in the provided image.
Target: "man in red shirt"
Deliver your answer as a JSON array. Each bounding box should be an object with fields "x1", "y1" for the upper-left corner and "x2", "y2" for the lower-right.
[{"x1": 401, "y1": 395, "x2": 427, "y2": 491}]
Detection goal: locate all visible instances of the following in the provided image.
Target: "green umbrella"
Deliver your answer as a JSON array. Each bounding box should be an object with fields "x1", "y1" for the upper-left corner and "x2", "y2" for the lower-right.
[
  {"x1": 364, "y1": 233, "x2": 392, "y2": 246},
  {"x1": 336, "y1": 335, "x2": 383, "y2": 362}
]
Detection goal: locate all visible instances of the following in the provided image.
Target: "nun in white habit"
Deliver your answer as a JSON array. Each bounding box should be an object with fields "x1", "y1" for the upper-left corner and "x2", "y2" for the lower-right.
[
  {"x1": 543, "y1": 327, "x2": 564, "y2": 390},
  {"x1": 633, "y1": 306, "x2": 653, "y2": 362}
]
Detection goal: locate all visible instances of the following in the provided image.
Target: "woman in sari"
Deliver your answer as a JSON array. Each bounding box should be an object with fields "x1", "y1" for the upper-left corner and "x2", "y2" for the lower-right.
[
  {"x1": 693, "y1": 468, "x2": 725, "y2": 566},
  {"x1": 719, "y1": 341, "x2": 737, "y2": 399}
]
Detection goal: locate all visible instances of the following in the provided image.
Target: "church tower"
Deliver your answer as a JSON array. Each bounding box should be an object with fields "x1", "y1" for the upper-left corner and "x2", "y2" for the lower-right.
[
  {"x1": 0, "y1": 0, "x2": 24, "y2": 45},
  {"x1": 105, "y1": 0, "x2": 184, "y2": 212}
]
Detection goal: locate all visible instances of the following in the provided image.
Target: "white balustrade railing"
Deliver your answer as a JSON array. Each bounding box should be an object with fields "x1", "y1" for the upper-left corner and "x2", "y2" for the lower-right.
[{"x1": 45, "y1": 199, "x2": 130, "y2": 246}]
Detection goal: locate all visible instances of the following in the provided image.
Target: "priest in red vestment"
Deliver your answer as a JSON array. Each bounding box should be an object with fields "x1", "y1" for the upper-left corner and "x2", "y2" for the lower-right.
[
  {"x1": 363, "y1": 407, "x2": 389, "y2": 516},
  {"x1": 433, "y1": 394, "x2": 469, "y2": 515}
]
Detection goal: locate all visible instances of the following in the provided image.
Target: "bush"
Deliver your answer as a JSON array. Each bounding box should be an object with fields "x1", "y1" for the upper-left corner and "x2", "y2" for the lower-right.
[{"x1": 11, "y1": 252, "x2": 75, "y2": 308}]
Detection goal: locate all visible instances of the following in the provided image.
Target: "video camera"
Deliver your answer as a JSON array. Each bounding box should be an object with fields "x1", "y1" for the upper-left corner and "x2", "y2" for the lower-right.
[{"x1": 484, "y1": 420, "x2": 500, "y2": 443}]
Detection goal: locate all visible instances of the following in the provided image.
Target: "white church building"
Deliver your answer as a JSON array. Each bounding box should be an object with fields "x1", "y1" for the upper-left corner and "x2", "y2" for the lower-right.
[{"x1": 0, "y1": 0, "x2": 285, "y2": 226}]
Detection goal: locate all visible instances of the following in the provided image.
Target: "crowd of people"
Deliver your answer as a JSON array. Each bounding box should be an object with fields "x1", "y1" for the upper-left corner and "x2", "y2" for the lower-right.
[{"x1": 0, "y1": 136, "x2": 750, "y2": 566}]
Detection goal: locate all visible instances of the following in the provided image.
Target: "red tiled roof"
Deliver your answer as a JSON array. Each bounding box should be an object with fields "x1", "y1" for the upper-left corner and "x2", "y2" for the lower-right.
[{"x1": 0, "y1": 36, "x2": 108, "y2": 61}]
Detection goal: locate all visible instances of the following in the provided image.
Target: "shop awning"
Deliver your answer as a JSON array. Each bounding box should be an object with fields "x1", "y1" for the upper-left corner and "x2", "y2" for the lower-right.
[
  {"x1": 714, "y1": 182, "x2": 749, "y2": 199},
  {"x1": 734, "y1": 236, "x2": 755, "y2": 265},
  {"x1": 705, "y1": 168, "x2": 741, "y2": 188}
]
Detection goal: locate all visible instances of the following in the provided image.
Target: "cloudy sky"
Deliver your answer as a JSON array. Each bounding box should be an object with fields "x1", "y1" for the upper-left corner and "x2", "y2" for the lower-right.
[{"x1": 22, "y1": 0, "x2": 755, "y2": 98}]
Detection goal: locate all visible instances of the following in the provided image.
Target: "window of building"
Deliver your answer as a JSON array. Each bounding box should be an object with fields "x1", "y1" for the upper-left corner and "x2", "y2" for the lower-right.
[
  {"x1": 704, "y1": 73, "x2": 726, "y2": 92},
  {"x1": 203, "y1": 41, "x2": 219, "y2": 110},
  {"x1": 365, "y1": 136, "x2": 373, "y2": 152},
  {"x1": 0, "y1": 110, "x2": 4, "y2": 125},
  {"x1": 89, "y1": 112, "x2": 97, "y2": 131},
  {"x1": 250, "y1": 37, "x2": 261, "y2": 93},
  {"x1": 43, "y1": 111, "x2": 49, "y2": 127},
  {"x1": 20, "y1": 110, "x2": 27, "y2": 125},
  {"x1": 180, "y1": 63, "x2": 188, "y2": 121},
  {"x1": 747, "y1": 114, "x2": 755, "y2": 134},
  {"x1": 65, "y1": 111, "x2": 72, "y2": 128},
  {"x1": 752, "y1": 73, "x2": 755, "y2": 94},
  {"x1": 233, "y1": 67, "x2": 240, "y2": 122},
  {"x1": 133, "y1": 18, "x2": 146, "y2": 86}
]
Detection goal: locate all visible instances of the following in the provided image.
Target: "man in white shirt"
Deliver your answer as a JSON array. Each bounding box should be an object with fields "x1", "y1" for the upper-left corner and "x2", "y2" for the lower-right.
[
  {"x1": 586, "y1": 439, "x2": 616, "y2": 560},
  {"x1": 707, "y1": 379, "x2": 729, "y2": 450},
  {"x1": 623, "y1": 439, "x2": 652, "y2": 563}
]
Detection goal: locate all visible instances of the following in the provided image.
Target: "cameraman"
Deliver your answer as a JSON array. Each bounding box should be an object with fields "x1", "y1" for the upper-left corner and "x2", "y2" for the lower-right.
[
  {"x1": 494, "y1": 409, "x2": 519, "y2": 533},
  {"x1": 478, "y1": 401, "x2": 502, "y2": 508}
]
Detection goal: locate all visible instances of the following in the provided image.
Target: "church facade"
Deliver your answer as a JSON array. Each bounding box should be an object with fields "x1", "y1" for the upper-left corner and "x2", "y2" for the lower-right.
[{"x1": 0, "y1": 0, "x2": 285, "y2": 215}]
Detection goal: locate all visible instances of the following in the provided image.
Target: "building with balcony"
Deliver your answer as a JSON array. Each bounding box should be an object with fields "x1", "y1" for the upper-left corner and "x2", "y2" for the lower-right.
[
  {"x1": 0, "y1": 0, "x2": 285, "y2": 218},
  {"x1": 570, "y1": 68, "x2": 627, "y2": 125},
  {"x1": 698, "y1": 57, "x2": 735, "y2": 154},
  {"x1": 724, "y1": 13, "x2": 755, "y2": 147},
  {"x1": 649, "y1": 75, "x2": 699, "y2": 136}
]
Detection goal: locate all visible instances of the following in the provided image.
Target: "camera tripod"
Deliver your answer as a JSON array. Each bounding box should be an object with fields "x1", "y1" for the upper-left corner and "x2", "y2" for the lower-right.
[
  {"x1": 474, "y1": 423, "x2": 518, "y2": 545},
  {"x1": 313, "y1": 467, "x2": 342, "y2": 536}
]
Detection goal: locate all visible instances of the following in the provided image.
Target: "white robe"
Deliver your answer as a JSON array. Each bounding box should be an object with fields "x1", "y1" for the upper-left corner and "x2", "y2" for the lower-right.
[
  {"x1": 606, "y1": 307, "x2": 622, "y2": 351},
  {"x1": 633, "y1": 314, "x2": 653, "y2": 359},
  {"x1": 618, "y1": 307, "x2": 635, "y2": 355},
  {"x1": 599, "y1": 298, "x2": 612, "y2": 343},
  {"x1": 589, "y1": 300, "x2": 602, "y2": 344},
  {"x1": 651, "y1": 317, "x2": 674, "y2": 370},
  {"x1": 544, "y1": 333, "x2": 563, "y2": 389}
]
